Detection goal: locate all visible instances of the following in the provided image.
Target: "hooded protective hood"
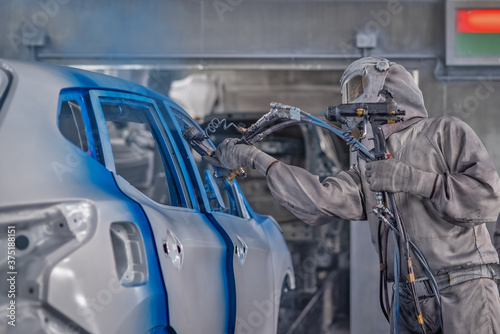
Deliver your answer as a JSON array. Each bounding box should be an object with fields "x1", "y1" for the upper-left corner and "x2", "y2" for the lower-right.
[{"x1": 340, "y1": 57, "x2": 428, "y2": 138}]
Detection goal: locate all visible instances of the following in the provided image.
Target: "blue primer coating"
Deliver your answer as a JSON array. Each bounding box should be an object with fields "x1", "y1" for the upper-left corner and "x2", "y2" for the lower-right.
[
  {"x1": 66, "y1": 152, "x2": 170, "y2": 330},
  {"x1": 59, "y1": 88, "x2": 170, "y2": 331},
  {"x1": 160, "y1": 103, "x2": 237, "y2": 332},
  {"x1": 59, "y1": 86, "x2": 237, "y2": 333},
  {"x1": 160, "y1": 101, "x2": 211, "y2": 212},
  {"x1": 204, "y1": 212, "x2": 236, "y2": 334},
  {"x1": 109, "y1": 173, "x2": 172, "y2": 330},
  {"x1": 149, "y1": 99, "x2": 197, "y2": 209}
]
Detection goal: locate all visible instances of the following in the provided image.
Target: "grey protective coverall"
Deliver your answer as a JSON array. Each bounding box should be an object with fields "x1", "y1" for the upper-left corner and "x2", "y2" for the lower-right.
[
  {"x1": 265, "y1": 59, "x2": 500, "y2": 333},
  {"x1": 210, "y1": 58, "x2": 500, "y2": 333}
]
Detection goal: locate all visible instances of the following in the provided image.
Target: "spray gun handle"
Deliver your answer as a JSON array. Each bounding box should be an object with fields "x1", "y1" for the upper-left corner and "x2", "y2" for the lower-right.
[
  {"x1": 370, "y1": 123, "x2": 389, "y2": 209},
  {"x1": 371, "y1": 123, "x2": 387, "y2": 161}
]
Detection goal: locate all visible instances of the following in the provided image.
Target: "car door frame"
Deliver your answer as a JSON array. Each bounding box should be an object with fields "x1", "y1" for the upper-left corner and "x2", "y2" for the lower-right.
[
  {"x1": 88, "y1": 89, "x2": 233, "y2": 334},
  {"x1": 161, "y1": 102, "x2": 279, "y2": 334}
]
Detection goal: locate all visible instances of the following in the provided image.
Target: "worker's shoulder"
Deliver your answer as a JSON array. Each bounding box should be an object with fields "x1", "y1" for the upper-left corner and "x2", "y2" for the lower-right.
[
  {"x1": 422, "y1": 114, "x2": 465, "y2": 125},
  {"x1": 419, "y1": 115, "x2": 474, "y2": 133},
  {"x1": 416, "y1": 115, "x2": 479, "y2": 143}
]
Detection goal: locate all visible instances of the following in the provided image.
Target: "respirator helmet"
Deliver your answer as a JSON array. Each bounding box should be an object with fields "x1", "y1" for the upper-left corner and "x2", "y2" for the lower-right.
[{"x1": 340, "y1": 57, "x2": 393, "y2": 104}]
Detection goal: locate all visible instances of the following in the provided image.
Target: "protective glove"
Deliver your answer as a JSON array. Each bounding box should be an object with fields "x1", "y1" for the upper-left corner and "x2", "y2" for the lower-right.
[
  {"x1": 204, "y1": 138, "x2": 277, "y2": 176},
  {"x1": 365, "y1": 157, "x2": 438, "y2": 198}
]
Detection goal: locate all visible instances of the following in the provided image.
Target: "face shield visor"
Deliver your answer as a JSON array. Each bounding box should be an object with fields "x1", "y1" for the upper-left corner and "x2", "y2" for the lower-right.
[
  {"x1": 341, "y1": 75, "x2": 365, "y2": 104},
  {"x1": 340, "y1": 57, "x2": 392, "y2": 104}
]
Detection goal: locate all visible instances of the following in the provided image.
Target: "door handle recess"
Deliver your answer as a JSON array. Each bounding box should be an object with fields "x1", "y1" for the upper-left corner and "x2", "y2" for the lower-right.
[
  {"x1": 162, "y1": 229, "x2": 184, "y2": 271},
  {"x1": 110, "y1": 222, "x2": 148, "y2": 286},
  {"x1": 234, "y1": 235, "x2": 248, "y2": 265}
]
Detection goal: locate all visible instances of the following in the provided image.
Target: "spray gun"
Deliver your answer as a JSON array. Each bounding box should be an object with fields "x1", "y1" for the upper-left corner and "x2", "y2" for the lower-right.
[
  {"x1": 325, "y1": 89, "x2": 405, "y2": 223},
  {"x1": 181, "y1": 126, "x2": 246, "y2": 181},
  {"x1": 325, "y1": 90, "x2": 404, "y2": 160}
]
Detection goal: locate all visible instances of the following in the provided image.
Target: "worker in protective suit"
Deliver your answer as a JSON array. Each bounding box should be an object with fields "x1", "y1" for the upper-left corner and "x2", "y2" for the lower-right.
[{"x1": 208, "y1": 57, "x2": 500, "y2": 334}]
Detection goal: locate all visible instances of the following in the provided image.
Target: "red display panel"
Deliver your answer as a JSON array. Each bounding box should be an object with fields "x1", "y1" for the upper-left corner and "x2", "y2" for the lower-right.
[{"x1": 456, "y1": 9, "x2": 500, "y2": 33}]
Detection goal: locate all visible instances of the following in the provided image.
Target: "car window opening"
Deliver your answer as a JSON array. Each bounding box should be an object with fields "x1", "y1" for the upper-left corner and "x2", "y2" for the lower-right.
[
  {"x1": 101, "y1": 100, "x2": 182, "y2": 207},
  {"x1": 58, "y1": 100, "x2": 91, "y2": 155}
]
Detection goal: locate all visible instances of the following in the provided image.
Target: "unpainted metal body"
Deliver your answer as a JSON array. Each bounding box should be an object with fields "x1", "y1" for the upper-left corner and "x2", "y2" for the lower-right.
[{"x1": 0, "y1": 59, "x2": 294, "y2": 334}]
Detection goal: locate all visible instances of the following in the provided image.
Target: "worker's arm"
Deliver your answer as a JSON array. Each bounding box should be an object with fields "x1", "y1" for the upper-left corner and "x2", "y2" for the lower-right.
[
  {"x1": 365, "y1": 116, "x2": 500, "y2": 226},
  {"x1": 428, "y1": 117, "x2": 500, "y2": 226},
  {"x1": 207, "y1": 138, "x2": 366, "y2": 225},
  {"x1": 266, "y1": 162, "x2": 366, "y2": 226}
]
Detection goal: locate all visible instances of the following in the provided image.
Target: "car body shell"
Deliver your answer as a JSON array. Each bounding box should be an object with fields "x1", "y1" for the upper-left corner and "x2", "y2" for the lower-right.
[{"x1": 0, "y1": 59, "x2": 294, "y2": 334}]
